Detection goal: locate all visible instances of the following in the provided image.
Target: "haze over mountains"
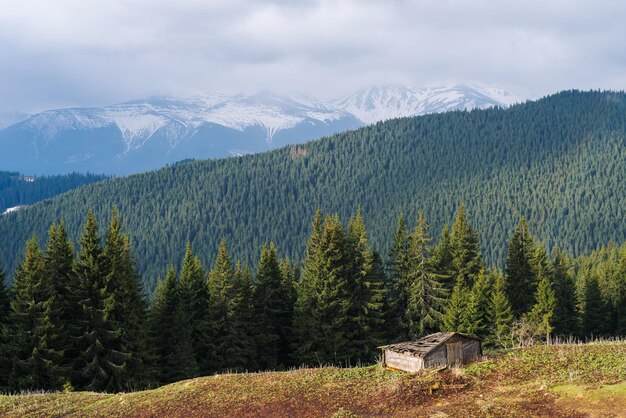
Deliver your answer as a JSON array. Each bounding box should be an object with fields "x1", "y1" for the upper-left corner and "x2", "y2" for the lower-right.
[{"x1": 0, "y1": 84, "x2": 517, "y2": 175}]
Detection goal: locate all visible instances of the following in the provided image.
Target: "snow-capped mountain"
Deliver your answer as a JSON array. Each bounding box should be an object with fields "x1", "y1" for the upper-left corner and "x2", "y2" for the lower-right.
[
  {"x1": 0, "y1": 84, "x2": 517, "y2": 175},
  {"x1": 334, "y1": 84, "x2": 518, "y2": 125}
]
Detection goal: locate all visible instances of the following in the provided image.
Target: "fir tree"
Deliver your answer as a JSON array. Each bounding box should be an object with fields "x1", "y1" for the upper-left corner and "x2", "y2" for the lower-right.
[
  {"x1": 208, "y1": 238, "x2": 234, "y2": 371},
  {"x1": 488, "y1": 271, "x2": 514, "y2": 349},
  {"x1": 9, "y1": 236, "x2": 65, "y2": 390},
  {"x1": 178, "y1": 242, "x2": 213, "y2": 374},
  {"x1": 449, "y1": 204, "x2": 483, "y2": 288},
  {"x1": 505, "y1": 218, "x2": 537, "y2": 317},
  {"x1": 150, "y1": 266, "x2": 198, "y2": 384},
  {"x1": 406, "y1": 211, "x2": 445, "y2": 338}
]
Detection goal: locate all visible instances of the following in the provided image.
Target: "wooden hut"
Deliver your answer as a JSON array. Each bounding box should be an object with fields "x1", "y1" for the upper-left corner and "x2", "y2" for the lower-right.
[{"x1": 379, "y1": 332, "x2": 482, "y2": 372}]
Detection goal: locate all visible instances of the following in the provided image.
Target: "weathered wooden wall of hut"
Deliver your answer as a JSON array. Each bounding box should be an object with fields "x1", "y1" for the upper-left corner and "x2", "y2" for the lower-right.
[
  {"x1": 383, "y1": 350, "x2": 423, "y2": 372},
  {"x1": 423, "y1": 345, "x2": 447, "y2": 368}
]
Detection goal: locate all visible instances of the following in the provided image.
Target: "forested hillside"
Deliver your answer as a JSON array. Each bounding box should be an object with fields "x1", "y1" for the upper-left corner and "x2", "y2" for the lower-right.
[
  {"x1": 0, "y1": 90, "x2": 625, "y2": 289},
  {"x1": 0, "y1": 171, "x2": 108, "y2": 213}
]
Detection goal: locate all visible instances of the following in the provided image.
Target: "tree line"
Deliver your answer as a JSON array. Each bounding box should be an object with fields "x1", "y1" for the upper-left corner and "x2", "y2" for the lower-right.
[
  {"x1": 0, "y1": 205, "x2": 625, "y2": 393},
  {"x1": 1, "y1": 91, "x2": 625, "y2": 288}
]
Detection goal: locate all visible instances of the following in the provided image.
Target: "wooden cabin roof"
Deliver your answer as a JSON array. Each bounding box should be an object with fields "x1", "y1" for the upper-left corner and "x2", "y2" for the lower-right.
[{"x1": 378, "y1": 332, "x2": 480, "y2": 358}]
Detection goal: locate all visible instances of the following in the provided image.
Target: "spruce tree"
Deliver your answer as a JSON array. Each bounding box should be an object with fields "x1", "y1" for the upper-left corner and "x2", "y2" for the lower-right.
[
  {"x1": 442, "y1": 279, "x2": 469, "y2": 333},
  {"x1": 292, "y1": 210, "x2": 324, "y2": 365},
  {"x1": 150, "y1": 266, "x2": 198, "y2": 384},
  {"x1": 253, "y1": 243, "x2": 287, "y2": 370},
  {"x1": 346, "y1": 208, "x2": 386, "y2": 362},
  {"x1": 431, "y1": 224, "x2": 454, "y2": 291},
  {"x1": 178, "y1": 242, "x2": 213, "y2": 374},
  {"x1": 75, "y1": 210, "x2": 120, "y2": 392},
  {"x1": 207, "y1": 238, "x2": 234, "y2": 371},
  {"x1": 581, "y1": 276, "x2": 607, "y2": 338},
  {"x1": 43, "y1": 222, "x2": 81, "y2": 385},
  {"x1": 527, "y1": 274, "x2": 556, "y2": 341},
  {"x1": 386, "y1": 213, "x2": 411, "y2": 340},
  {"x1": 551, "y1": 248, "x2": 579, "y2": 337},
  {"x1": 406, "y1": 211, "x2": 445, "y2": 338},
  {"x1": 315, "y1": 215, "x2": 352, "y2": 364},
  {"x1": 462, "y1": 269, "x2": 493, "y2": 339},
  {"x1": 9, "y1": 236, "x2": 65, "y2": 391},
  {"x1": 101, "y1": 209, "x2": 151, "y2": 391},
  {"x1": 449, "y1": 204, "x2": 483, "y2": 288},
  {"x1": 227, "y1": 263, "x2": 257, "y2": 371},
  {"x1": 505, "y1": 218, "x2": 537, "y2": 317},
  {"x1": 488, "y1": 271, "x2": 514, "y2": 349},
  {"x1": 278, "y1": 257, "x2": 297, "y2": 366},
  {"x1": 0, "y1": 264, "x2": 11, "y2": 390}
]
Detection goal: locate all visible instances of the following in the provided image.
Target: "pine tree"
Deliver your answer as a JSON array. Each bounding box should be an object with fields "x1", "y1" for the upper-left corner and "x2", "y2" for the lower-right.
[
  {"x1": 449, "y1": 204, "x2": 483, "y2": 288},
  {"x1": 581, "y1": 276, "x2": 607, "y2": 338},
  {"x1": 208, "y1": 238, "x2": 234, "y2": 371},
  {"x1": 551, "y1": 248, "x2": 579, "y2": 337},
  {"x1": 386, "y1": 213, "x2": 411, "y2": 340},
  {"x1": 253, "y1": 243, "x2": 287, "y2": 370},
  {"x1": 150, "y1": 266, "x2": 198, "y2": 384},
  {"x1": 505, "y1": 218, "x2": 537, "y2": 317},
  {"x1": 9, "y1": 236, "x2": 65, "y2": 390},
  {"x1": 406, "y1": 211, "x2": 445, "y2": 338},
  {"x1": 178, "y1": 242, "x2": 213, "y2": 374},
  {"x1": 488, "y1": 271, "x2": 514, "y2": 349}
]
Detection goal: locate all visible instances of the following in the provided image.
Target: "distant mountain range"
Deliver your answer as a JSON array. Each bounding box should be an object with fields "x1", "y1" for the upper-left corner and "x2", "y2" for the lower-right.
[{"x1": 0, "y1": 84, "x2": 518, "y2": 175}]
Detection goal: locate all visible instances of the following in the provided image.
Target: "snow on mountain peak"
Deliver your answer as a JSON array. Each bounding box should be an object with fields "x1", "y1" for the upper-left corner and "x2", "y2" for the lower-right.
[{"x1": 4, "y1": 84, "x2": 517, "y2": 154}]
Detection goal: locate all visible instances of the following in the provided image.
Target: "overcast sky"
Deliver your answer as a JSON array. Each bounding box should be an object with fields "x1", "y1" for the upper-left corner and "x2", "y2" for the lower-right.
[{"x1": 1, "y1": 0, "x2": 625, "y2": 112}]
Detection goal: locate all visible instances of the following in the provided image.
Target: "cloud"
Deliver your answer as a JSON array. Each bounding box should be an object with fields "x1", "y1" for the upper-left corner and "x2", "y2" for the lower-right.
[{"x1": 0, "y1": 0, "x2": 625, "y2": 112}]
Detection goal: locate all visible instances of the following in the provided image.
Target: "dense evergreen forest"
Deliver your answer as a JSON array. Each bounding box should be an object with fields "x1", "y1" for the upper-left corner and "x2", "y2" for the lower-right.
[
  {"x1": 1, "y1": 91, "x2": 625, "y2": 292},
  {"x1": 0, "y1": 171, "x2": 108, "y2": 213},
  {"x1": 0, "y1": 207, "x2": 624, "y2": 393}
]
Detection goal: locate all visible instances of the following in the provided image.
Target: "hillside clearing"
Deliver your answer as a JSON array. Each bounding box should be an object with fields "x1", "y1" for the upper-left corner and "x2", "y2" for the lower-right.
[{"x1": 1, "y1": 342, "x2": 624, "y2": 417}]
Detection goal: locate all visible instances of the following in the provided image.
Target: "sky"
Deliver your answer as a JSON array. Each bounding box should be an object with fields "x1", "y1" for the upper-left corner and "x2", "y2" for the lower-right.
[{"x1": 1, "y1": 0, "x2": 625, "y2": 113}]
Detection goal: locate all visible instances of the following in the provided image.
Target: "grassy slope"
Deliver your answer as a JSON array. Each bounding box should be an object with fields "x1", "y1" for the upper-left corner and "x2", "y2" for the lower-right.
[{"x1": 1, "y1": 342, "x2": 624, "y2": 417}]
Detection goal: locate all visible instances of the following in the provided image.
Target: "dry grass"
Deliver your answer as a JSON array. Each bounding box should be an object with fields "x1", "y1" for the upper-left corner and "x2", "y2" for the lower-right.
[{"x1": 0, "y1": 342, "x2": 624, "y2": 417}]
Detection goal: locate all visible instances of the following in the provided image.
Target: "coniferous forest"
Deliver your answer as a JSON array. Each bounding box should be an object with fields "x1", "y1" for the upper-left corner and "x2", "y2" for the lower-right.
[
  {"x1": 0, "y1": 205, "x2": 624, "y2": 393},
  {"x1": 1, "y1": 91, "x2": 625, "y2": 290}
]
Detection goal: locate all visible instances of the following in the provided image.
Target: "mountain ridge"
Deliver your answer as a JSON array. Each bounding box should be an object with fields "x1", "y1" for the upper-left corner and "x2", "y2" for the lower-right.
[{"x1": 0, "y1": 84, "x2": 516, "y2": 175}]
